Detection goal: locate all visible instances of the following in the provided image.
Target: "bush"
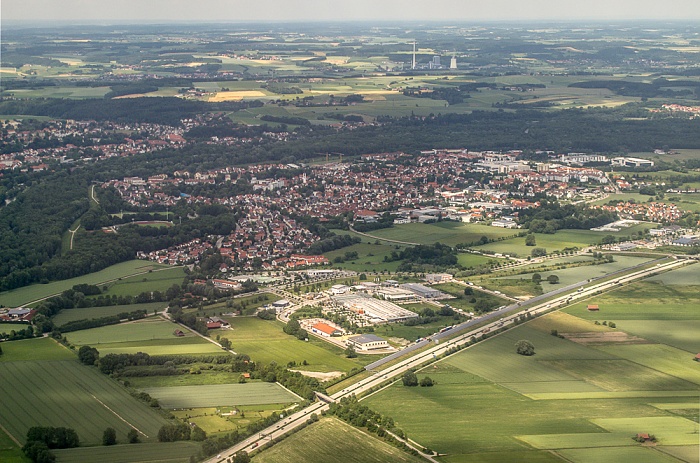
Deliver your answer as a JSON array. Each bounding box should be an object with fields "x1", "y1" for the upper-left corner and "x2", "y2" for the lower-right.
[{"x1": 419, "y1": 376, "x2": 434, "y2": 387}]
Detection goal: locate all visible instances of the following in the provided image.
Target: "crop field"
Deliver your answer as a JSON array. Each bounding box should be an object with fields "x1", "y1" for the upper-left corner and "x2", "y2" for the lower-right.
[
  {"x1": 251, "y1": 417, "x2": 425, "y2": 463},
  {"x1": 367, "y1": 222, "x2": 517, "y2": 246},
  {"x1": 610, "y1": 320, "x2": 700, "y2": 353},
  {"x1": 0, "y1": 260, "x2": 172, "y2": 308},
  {"x1": 220, "y1": 317, "x2": 365, "y2": 372},
  {"x1": 52, "y1": 302, "x2": 166, "y2": 325},
  {"x1": 67, "y1": 318, "x2": 222, "y2": 355},
  {"x1": 0, "y1": 337, "x2": 75, "y2": 362},
  {"x1": 122, "y1": 370, "x2": 250, "y2": 389},
  {"x1": 141, "y1": 382, "x2": 299, "y2": 408},
  {"x1": 0, "y1": 360, "x2": 168, "y2": 445},
  {"x1": 99, "y1": 267, "x2": 186, "y2": 298},
  {"x1": 364, "y1": 284, "x2": 700, "y2": 463},
  {"x1": 474, "y1": 226, "x2": 654, "y2": 257},
  {"x1": 556, "y1": 447, "x2": 684, "y2": 463},
  {"x1": 491, "y1": 255, "x2": 654, "y2": 289},
  {"x1": 53, "y1": 442, "x2": 200, "y2": 463},
  {"x1": 646, "y1": 264, "x2": 700, "y2": 285},
  {"x1": 565, "y1": 281, "x2": 700, "y2": 321}
]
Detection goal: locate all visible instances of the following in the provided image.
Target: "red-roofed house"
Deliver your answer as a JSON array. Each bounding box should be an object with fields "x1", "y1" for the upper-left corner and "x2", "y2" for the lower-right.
[{"x1": 311, "y1": 322, "x2": 342, "y2": 337}]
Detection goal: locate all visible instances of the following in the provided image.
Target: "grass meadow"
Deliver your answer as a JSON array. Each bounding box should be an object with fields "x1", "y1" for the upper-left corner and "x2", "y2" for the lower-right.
[
  {"x1": 367, "y1": 222, "x2": 517, "y2": 246},
  {"x1": 220, "y1": 316, "x2": 367, "y2": 372},
  {"x1": 67, "y1": 317, "x2": 222, "y2": 355},
  {"x1": 141, "y1": 382, "x2": 299, "y2": 408},
  {"x1": 363, "y1": 272, "x2": 700, "y2": 463},
  {"x1": 0, "y1": 260, "x2": 173, "y2": 308},
  {"x1": 52, "y1": 302, "x2": 166, "y2": 325}
]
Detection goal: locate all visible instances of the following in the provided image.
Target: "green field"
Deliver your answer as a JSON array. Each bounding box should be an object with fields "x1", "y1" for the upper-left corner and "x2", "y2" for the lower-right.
[
  {"x1": 53, "y1": 442, "x2": 200, "y2": 463},
  {"x1": 220, "y1": 316, "x2": 366, "y2": 372},
  {"x1": 646, "y1": 264, "x2": 700, "y2": 286},
  {"x1": 0, "y1": 427, "x2": 27, "y2": 463},
  {"x1": 610, "y1": 320, "x2": 700, "y2": 353},
  {"x1": 67, "y1": 317, "x2": 222, "y2": 355},
  {"x1": 0, "y1": 337, "x2": 76, "y2": 362},
  {"x1": 363, "y1": 292, "x2": 700, "y2": 462},
  {"x1": 367, "y1": 222, "x2": 517, "y2": 246},
  {"x1": 0, "y1": 360, "x2": 168, "y2": 445},
  {"x1": 52, "y1": 302, "x2": 166, "y2": 325},
  {"x1": 553, "y1": 446, "x2": 681, "y2": 463},
  {"x1": 141, "y1": 382, "x2": 299, "y2": 408},
  {"x1": 491, "y1": 255, "x2": 654, "y2": 290},
  {"x1": 0, "y1": 261, "x2": 173, "y2": 308},
  {"x1": 251, "y1": 417, "x2": 425, "y2": 463},
  {"x1": 475, "y1": 226, "x2": 655, "y2": 258},
  {"x1": 325, "y1": 241, "x2": 407, "y2": 272},
  {"x1": 565, "y1": 281, "x2": 700, "y2": 321},
  {"x1": 99, "y1": 267, "x2": 186, "y2": 298}
]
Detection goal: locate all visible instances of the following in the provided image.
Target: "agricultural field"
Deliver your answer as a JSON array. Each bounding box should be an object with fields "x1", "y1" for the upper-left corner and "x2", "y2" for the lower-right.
[
  {"x1": 0, "y1": 337, "x2": 76, "y2": 362},
  {"x1": 367, "y1": 222, "x2": 517, "y2": 247},
  {"x1": 53, "y1": 442, "x2": 200, "y2": 463},
  {"x1": 98, "y1": 267, "x2": 186, "y2": 298},
  {"x1": 0, "y1": 426, "x2": 27, "y2": 463},
  {"x1": 0, "y1": 359, "x2": 168, "y2": 446},
  {"x1": 251, "y1": 417, "x2": 425, "y2": 463},
  {"x1": 141, "y1": 382, "x2": 299, "y2": 408},
  {"x1": 474, "y1": 226, "x2": 654, "y2": 258},
  {"x1": 0, "y1": 260, "x2": 173, "y2": 308},
  {"x1": 67, "y1": 317, "x2": 222, "y2": 355},
  {"x1": 364, "y1": 292, "x2": 700, "y2": 463},
  {"x1": 489, "y1": 255, "x2": 654, "y2": 290},
  {"x1": 52, "y1": 302, "x2": 166, "y2": 325},
  {"x1": 219, "y1": 316, "x2": 367, "y2": 372}
]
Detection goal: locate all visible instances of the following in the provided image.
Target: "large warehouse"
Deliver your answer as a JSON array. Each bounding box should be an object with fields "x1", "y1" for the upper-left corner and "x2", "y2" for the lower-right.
[{"x1": 332, "y1": 294, "x2": 418, "y2": 324}]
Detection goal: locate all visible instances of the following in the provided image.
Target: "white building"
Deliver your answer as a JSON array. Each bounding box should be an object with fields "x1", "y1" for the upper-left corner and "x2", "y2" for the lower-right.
[{"x1": 346, "y1": 334, "x2": 389, "y2": 351}]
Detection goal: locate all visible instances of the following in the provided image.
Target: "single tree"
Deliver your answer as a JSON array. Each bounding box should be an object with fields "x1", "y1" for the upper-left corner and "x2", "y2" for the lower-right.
[
  {"x1": 525, "y1": 234, "x2": 536, "y2": 246},
  {"x1": 515, "y1": 340, "x2": 535, "y2": 356},
  {"x1": 102, "y1": 427, "x2": 117, "y2": 446},
  {"x1": 402, "y1": 370, "x2": 418, "y2": 387},
  {"x1": 127, "y1": 428, "x2": 139, "y2": 444},
  {"x1": 532, "y1": 273, "x2": 542, "y2": 283},
  {"x1": 547, "y1": 275, "x2": 560, "y2": 284},
  {"x1": 419, "y1": 376, "x2": 434, "y2": 387},
  {"x1": 345, "y1": 346, "x2": 358, "y2": 358}
]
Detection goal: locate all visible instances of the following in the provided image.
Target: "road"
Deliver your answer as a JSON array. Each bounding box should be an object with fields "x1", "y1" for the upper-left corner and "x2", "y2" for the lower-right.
[{"x1": 204, "y1": 257, "x2": 692, "y2": 463}]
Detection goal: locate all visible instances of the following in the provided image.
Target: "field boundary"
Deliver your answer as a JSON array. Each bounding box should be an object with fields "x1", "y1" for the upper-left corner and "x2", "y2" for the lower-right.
[{"x1": 0, "y1": 422, "x2": 20, "y2": 446}]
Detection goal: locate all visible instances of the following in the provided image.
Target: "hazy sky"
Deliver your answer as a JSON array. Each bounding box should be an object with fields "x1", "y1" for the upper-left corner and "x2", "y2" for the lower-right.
[{"x1": 3, "y1": 0, "x2": 700, "y2": 23}]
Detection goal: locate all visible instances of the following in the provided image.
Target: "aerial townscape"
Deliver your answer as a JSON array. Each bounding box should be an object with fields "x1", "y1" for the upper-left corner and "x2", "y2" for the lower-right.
[{"x1": 1, "y1": 2, "x2": 700, "y2": 463}]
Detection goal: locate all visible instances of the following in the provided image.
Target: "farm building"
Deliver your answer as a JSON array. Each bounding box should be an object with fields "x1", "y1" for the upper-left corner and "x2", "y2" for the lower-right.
[
  {"x1": 587, "y1": 304, "x2": 600, "y2": 311},
  {"x1": 173, "y1": 329, "x2": 185, "y2": 337},
  {"x1": 695, "y1": 353, "x2": 700, "y2": 362},
  {"x1": 346, "y1": 334, "x2": 389, "y2": 351},
  {"x1": 208, "y1": 317, "x2": 230, "y2": 328}
]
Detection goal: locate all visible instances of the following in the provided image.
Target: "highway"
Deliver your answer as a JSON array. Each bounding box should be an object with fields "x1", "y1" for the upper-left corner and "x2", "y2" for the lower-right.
[{"x1": 205, "y1": 257, "x2": 692, "y2": 463}]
